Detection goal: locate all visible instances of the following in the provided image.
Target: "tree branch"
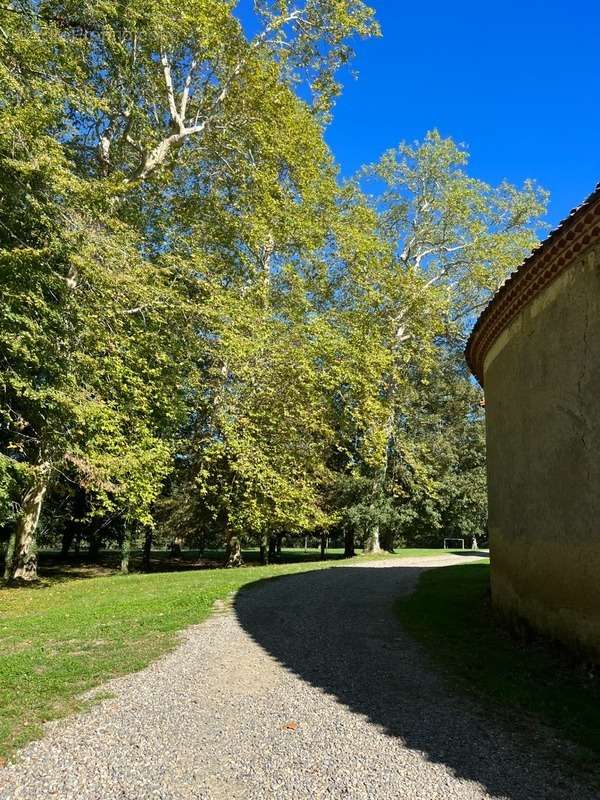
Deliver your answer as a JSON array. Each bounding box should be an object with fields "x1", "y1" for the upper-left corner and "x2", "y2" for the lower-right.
[
  {"x1": 180, "y1": 58, "x2": 197, "y2": 120},
  {"x1": 97, "y1": 116, "x2": 118, "y2": 176},
  {"x1": 160, "y1": 49, "x2": 183, "y2": 130},
  {"x1": 124, "y1": 7, "x2": 306, "y2": 184}
]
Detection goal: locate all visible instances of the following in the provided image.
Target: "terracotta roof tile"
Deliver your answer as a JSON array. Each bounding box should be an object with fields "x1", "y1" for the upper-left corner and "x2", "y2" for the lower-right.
[{"x1": 465, "y1": 181, "x2": 600, "y2": 385}]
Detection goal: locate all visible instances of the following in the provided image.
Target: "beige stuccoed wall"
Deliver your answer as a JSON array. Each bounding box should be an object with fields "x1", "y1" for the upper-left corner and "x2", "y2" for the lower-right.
[{"x1": 483, "y1": 242, "x2": 600, "y2": 656}]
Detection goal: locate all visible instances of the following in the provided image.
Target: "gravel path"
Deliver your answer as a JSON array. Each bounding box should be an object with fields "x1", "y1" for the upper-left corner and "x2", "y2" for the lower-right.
[{"x1": 0, "y1": 555, "x2": 596, "y2": 799}]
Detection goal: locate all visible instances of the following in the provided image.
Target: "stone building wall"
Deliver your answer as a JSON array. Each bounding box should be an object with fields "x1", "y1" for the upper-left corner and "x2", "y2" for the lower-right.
[
  {"x1": 467, "y1": 185, "x2": 600, "y2": 657},
  {"x1": 483, "y1": 242, "x2": 600, "y2": 655}
]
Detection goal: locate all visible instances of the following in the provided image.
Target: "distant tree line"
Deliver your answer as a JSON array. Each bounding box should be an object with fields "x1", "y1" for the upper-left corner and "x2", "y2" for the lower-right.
[{"x1": 0, "y1": 0, "x2": 547, "y2": 580}]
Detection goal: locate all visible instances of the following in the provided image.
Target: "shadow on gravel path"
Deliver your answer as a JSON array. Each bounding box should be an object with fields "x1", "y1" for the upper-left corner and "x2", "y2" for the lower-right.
[{"x1": 235, "y1": 561, "x2": 593, "y2": 800}]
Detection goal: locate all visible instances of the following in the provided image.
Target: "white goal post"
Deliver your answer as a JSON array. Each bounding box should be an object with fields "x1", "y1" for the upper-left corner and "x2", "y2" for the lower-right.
[{"x1": 443, "y1": 538, "x2": 465, "y2": 549}]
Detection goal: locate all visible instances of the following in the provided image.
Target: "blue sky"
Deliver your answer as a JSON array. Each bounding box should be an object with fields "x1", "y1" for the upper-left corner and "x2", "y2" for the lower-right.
[{"x1": 324, "y1": 0, "x2": 600, "y2": 226}]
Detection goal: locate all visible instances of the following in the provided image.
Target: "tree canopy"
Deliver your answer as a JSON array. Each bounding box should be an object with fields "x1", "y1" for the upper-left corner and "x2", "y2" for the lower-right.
[{"x1": 0, "y1": 2, "x2": 547, "y2": 580}]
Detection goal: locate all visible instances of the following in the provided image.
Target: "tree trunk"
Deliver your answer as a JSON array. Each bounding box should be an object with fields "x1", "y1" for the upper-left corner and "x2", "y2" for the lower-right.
[
  {"x1": 120, "y1": 525, "x2": 133, "y2": 574},
  {"x1": 363, "y1": 521, "x2": 381, "y2": 554},
  {"x1": 3, "y1": 526, "x2": 16, "y2": 581},
  {"x1": 381, "y1": 530, "x2": 395, "y2": 553},
  {"x1": 259, "y1": 533, "x2": 269, "y2": 565},
  {"x1": 11, "y1": 464, "x2": 50, "y2": 581},
  {"x1": 276, "y1": 533, "x2": 283, "y2": 557},
  {"x1": 225, "y1": 532, "x2": 243, "y2": 567},
  {"x1": 170, "y1": 535, "x2": 183, "y2": 558},
  {"x1": 142, "y1": 528, "x2": 153, "y2": 572},
  {"x1": 268, "y1": 535, "x2": 276, "y2": 560},
  {"x1": 344, "y1": 528, "x2": 356, "y2": 558},
  {"x1": 63, "y1": 487, "x2": 87, "y2": 557},
  {"x1": 364, "y1": 407, "x2": 392, "y2": 557},
  {"x1": 88, "y1": 530, "x2": 102, "y2": 561},
  {"x1": 61, "y1": 527, "x2": 75, "y2": 557},
  {"x1": 320, "y1": 531, "x2": 327, "y2": 560}
]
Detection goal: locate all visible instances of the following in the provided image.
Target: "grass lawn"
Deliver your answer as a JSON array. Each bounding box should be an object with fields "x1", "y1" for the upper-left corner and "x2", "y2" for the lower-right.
[
  {"x1": 0, "y1": 547, "x2": 447, "y2": 762},
  {"x1": 397, "y1": 561, "x2": 600, "y2": 765}
]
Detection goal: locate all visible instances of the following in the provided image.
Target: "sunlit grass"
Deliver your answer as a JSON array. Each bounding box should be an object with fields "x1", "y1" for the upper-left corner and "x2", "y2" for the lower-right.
[{"x1": 0, "y1": 547, "x2": 447, "y2": 761}]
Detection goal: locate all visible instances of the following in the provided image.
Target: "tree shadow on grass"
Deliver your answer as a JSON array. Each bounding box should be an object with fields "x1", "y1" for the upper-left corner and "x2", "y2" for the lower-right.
[
  {"x1": 30, "y1": 549, "x2": 347, "y2": 584},
  {"x1": 234, "y1": 564, "x2": 592, "y2": 800},
  {"x1": 2, "y1": 549, "x2": 347, "y2": 589}
]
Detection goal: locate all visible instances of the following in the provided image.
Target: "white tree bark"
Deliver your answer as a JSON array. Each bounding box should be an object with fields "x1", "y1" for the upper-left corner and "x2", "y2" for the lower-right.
[
  {"x1": 11, "y1": 463, "x2": 51, "y2": 581},
  {"x1": 121, "y1": 9, "x2": 302, "y2": 184},
  {"x1": 363, "y1": 523, "x2": 381, "y2": 554},
  {"x1": 225, "y1": 532, "x2": 243, "y2": 567}
]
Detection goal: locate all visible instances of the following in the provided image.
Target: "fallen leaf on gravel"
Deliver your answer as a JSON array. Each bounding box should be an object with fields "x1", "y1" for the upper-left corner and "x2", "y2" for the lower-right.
[{"x1": 282, "y1": 721, "x2": 299, "y2": 731}]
